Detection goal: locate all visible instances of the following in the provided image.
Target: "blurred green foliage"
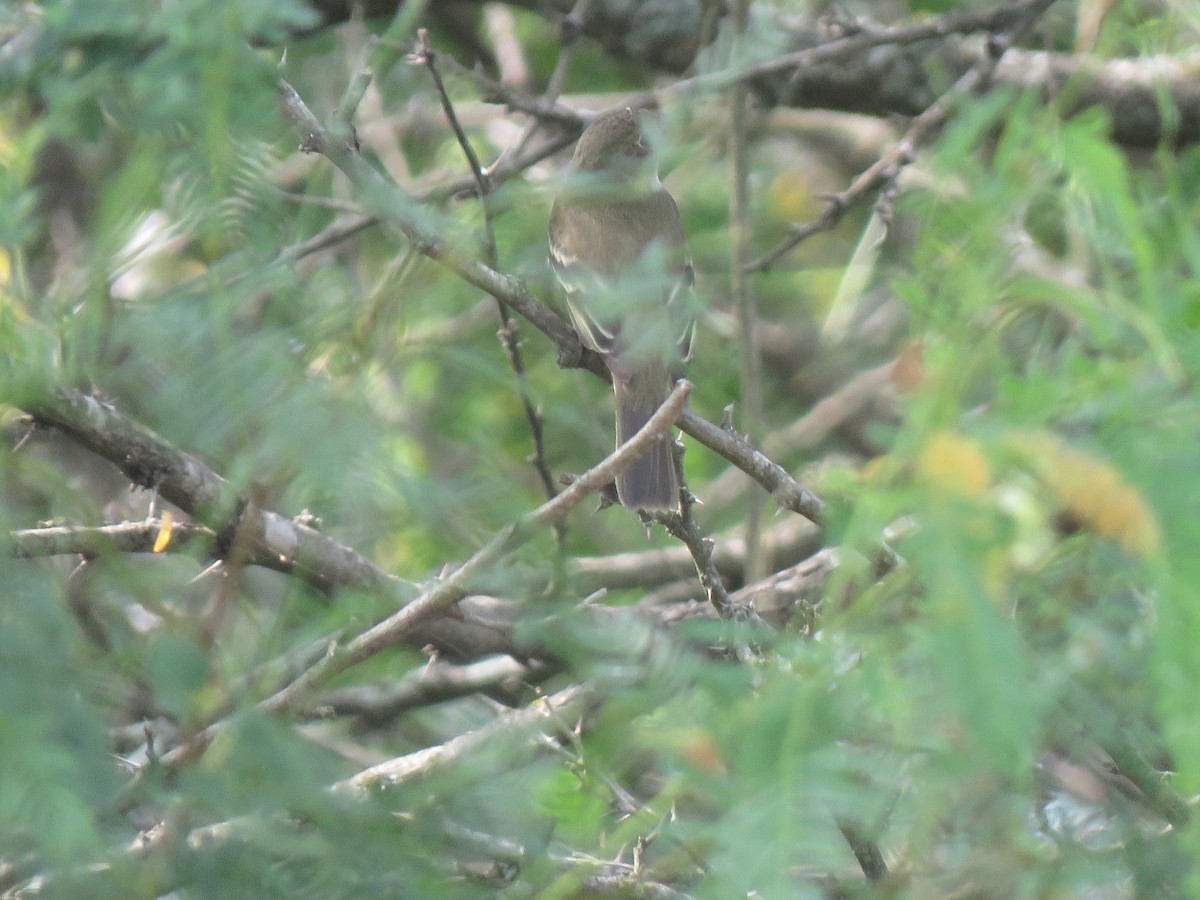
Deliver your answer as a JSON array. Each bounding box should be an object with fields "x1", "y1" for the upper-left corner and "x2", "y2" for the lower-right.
[{"x1": 2, "y1": 0, "x2": 1200, "y2": 896}]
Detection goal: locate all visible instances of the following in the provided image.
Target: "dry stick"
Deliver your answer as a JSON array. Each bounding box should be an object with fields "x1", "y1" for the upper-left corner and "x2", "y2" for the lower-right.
[
  {"x1": 747, "y1": 0, "x2": 1059, "y2": 273},
  {"x1": 10, "y1": 520, "x2": 212, "y2": 558},
  {"x1": 665, "y1": 0, "x2": 1057, "y2": 96},
  {"x1": 17, "y1": 392, "x2": 527, "y2": 663},
  {"x1": 542, "y1": 0, "x2": 592, "y2": 103},
  {"x1": 338, "y1": 683, "x2": 589, "y2": 792},
  {"x1": 143, "y1": 686, "x2": 590, "y2": 864},
  {"x1": 414, "y1": 29, "x2": 560, "y2": 511},
  {"x1": 64, "y1": 558, "x2": 112, "y2": 652},
  {"x1": 278, "y1": 78, "x2": 825, "y2": 526},
  {"x1": 642, "y1": 440, "x2": 735, "y2": 621},
  {"x1": 572, "y1": 515, "x2": 819, "y2": 595},
  {"x1": 162, "y1": 381, "x2": 691, "y2": 768},
  {"x1": 837, "y1": 820, "x2": 888, "y2": 885},
  {"x1": 197, "y1": 487, "x2": 264, "y2": 649},
  {"x1": 728, "y1": 0, "x2": 766, "y2": 586},
  {"x1": 704, "y1": 356, "x2": 900, "y2": 507},
  {"x1": 21, "y1": 389, "x2": 403, "y2": 597},
  {"x1": 321, "y1": 655, "x2": 553, "y2": 725},
  {"x1": 413, "y1": 29, "x2": 498, "y2": 265},
  {"x1": 417, "y1": 0, "x2": 593, "y2": 204},
  {"x1": 275, "y1": 213, "x2": 380, "y2": 263},
  {"x1": 273, "y1": 127, "x2": 578, "y2": 271},
  {"x1": 495, "y1": 0, "x2": 592, "y2": 168},
  {"x1": 433, "y1": 53, "x2": 585, "y2": 134},
  {"x1": 266, "y1": 49, "x2": 580, "y2": 298},
  {"x1": 333, "y1": 1, "x2": 422, "y2": 130}
]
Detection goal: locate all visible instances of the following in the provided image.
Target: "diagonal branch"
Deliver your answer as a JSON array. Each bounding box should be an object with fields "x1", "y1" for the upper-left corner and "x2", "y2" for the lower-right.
[
  {"x1": 162, "y1": 380, "x2": 691, "y2": 767},
  {"x1": 277, "y1": 77, "x2": 826, "y2": 525},
  {"x1": 747, "y1": 0, "x2": 1058, "y2": 272},
  {"x1": 728, "y1": 0, "x2": 766, "y2": 584},
  {"x1": 18, "y1": 390, "x2": 404, "y2": 598},
  {"x1": 338, "y1": 683, "x2": 589, "y2": 792},
  {"x1": 13, "y1": 393, "x2": 527, "y2": 663},
  {"x1": 320, "y1": 655, "x2": 556, "y2": 725},
  {"x1": 414, "y1": 28, "x2": 560, "y2": 508},
  {"x1": 10, "y1": 520, "x2": 211, "y2": 559}
]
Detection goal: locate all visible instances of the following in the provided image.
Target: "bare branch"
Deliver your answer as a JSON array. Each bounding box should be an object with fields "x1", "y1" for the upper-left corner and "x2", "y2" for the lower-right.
[
  {"x1": 18, "y1": 391, "x2": 405, "y2": 598},
  {"x1": 433, "y1": 52, "x2": 586, "y2": 132},
  {"x1": 333, "y1": 4, "x2": 420, "y2": 129},
  {"x1": 320, "y1": 655, "x2": 555, "y2": 724},
  {"x1": 338, "y1": 684, "x2": 589, "y2": 792},
  {"x1": 12, "y1": 395, "x2": 528, "y2": 664},
  {"x1": 10, "y1": 519, "x2": 211, "y2": 559},
  {"x1": 162, "y1": 381, "x2": 691, "y2": 765},
  {"x1": 728, "y1": 0, "x2": 766, "y2": 583},
  {"x1": 277, "y1": 76, "x2": 826, "y2": 524},
  {"x1": 414, "y1": 28, "x2": 560, "y2": 509},
  {"x1": 642, "y1": 440, "x2": 735, "y2": 620},
  {"x1": 747, "y1": 0, "x2": 1057, "y2": 272},
  {"x1": 571, "y1": 515, "x2": 819, "y2": 595},
  {"x1": 667, "y1": 0, "x2": 1057, "y2": 95},
  {"x1": 704, "y1": 355, "x2": 903, "y2": 507}
]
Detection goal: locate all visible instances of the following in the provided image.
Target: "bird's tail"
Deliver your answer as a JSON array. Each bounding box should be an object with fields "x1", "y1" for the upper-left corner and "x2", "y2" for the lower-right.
[{"x1": 613, "y1": 370, "x2": 678, "y2": 511}]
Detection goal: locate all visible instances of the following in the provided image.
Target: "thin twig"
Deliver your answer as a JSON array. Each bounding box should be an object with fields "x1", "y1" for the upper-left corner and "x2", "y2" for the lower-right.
[
  {"x1": 497, "y1": 0, "x2": 592, "y2": 168},
  {"x1": 544, "y1": 0, "x2": 592, "y2": 104},
  {"x1": 271, "y1": 128, "x2": 577, "y2": 270},
  {"x1": 413, "y1": 28, "x2": 560, "y2": 512},
  {"x1": 572, "y1": 515, "x2": 819, "y2": 595},
  {"x1": 199, "y1": 486, "x2": 266, "y2": 649},
  {"x1": 641, "y1": 439, "x2": 735, "y2": 620},
  {"x1": 276, "y1": 77, "x2": 826, "y2": 525},
  {"x1": 64, "y1": 558, "x2": 112, "y2": 652},
  {"x1": 333, "y1": 3, "x2": 421, "y2": 129},
  {"x1": 413, "y1": 28, "x2": 496, "y2": 261},
  {"x1": 161, "y1": 381, "x2": 691, "y2": 767},
  {"x1": 129, "y1": 686, "x2": 591, "y2": 863},
  {"x1": 339, "y1": 684, "x2": 589, "y2": 792},
  {"x1": 729, "y1": 0, "x2": 766, "y2": 584},
  {"x1": 666, "y1": 0, "x2": 1057, "y2": 96},
  {"x1": 321, "y1": 656, "x2": 555, "y2": 725},
  {"x1": 747, "y1": 0, "x2": 1058, "y2": 273},
  {"x1": 837, "y1": 820, "x2": 888, "y2": 884},
  {"x1": 431, "y1": 53, "x2": 586, "y2": 135},
  {"x1": 10, "y1": 519, "x2": 212, "y2": 558},
  {"x1": 704, "y1": 355, "x2": 902, "y2": 507}
]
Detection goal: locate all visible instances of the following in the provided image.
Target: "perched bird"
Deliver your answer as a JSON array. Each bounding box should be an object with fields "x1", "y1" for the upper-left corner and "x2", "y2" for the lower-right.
[{"x1": 548, "y1": 108, "x2": 694, "y2": 510}]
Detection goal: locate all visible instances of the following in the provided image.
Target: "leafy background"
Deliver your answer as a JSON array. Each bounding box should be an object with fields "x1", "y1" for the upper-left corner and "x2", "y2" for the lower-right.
[{"x1": 2, "y1": 0, "x2": 1200, "y2": 896}]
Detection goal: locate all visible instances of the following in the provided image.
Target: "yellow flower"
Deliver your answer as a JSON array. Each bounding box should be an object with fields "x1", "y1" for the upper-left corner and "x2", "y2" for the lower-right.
[{"x1": 918, "y1": 431, "x2": 991, "y2": 497}]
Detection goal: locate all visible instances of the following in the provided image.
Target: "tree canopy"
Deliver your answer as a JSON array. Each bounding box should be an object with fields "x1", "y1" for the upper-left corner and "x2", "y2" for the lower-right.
[{"x1": 3, "y1": 0, "x2": 1200, "y2": 896}]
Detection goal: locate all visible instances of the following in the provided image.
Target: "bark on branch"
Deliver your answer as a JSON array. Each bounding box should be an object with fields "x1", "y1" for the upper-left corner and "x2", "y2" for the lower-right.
[
  {"x1": 303, "y1": 0, "x2": 1200, "y2": 148},
  {"x1": 13, "y1": 392, "x2": 525, "y2": 661},
  {"x1": 278, "y1": 78, "x2": 826, "y2": 524}
]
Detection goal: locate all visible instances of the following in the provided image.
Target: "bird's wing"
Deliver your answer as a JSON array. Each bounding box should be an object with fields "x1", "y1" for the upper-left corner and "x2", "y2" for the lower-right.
[
  {"x1": 668, "y1": 260, "x2": 696, "y2": 364},
  {"x1": 549, "y1": 192, "x2": 694, "y2": 360},
  {"x1": 548, "y1": 238, "x2": 621, "y2": 355}
]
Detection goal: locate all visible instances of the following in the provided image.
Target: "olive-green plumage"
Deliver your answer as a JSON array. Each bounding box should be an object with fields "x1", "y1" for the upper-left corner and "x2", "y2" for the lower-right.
[{"x1": 548, "y1": 109, "x2": 694, "y2": 510}]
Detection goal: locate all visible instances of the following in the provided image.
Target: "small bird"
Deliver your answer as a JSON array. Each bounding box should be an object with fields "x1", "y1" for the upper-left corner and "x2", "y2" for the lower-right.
[{"x1": 548, "y1": 108, "x2": 694, "y2": 510}]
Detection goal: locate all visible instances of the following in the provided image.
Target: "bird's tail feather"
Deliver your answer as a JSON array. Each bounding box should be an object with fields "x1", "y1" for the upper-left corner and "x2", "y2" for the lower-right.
[{"x1": 614, "y1": 373, "x2": 677, "y2": 511}]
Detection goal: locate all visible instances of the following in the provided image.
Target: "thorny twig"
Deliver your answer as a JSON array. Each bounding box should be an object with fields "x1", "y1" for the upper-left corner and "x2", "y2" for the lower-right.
[
  {"x1": 728, "y1": 0, "x2": 767, "y2": 585},
  {"x1": 746, "y1": 0, "x2": 1059, "y2": 272},
  {"x1": 276, "y1": 76, "x2": 826, "y2": 524},
  {"x1": 413, "y1": 29, "x2": 562, "y2": 530},
  {"x1": 641, "y1": 439, "x2": 738, "y2": 626},
  {"x1": 160, "y1": 381, "x2": 692, "y2": 769}
]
